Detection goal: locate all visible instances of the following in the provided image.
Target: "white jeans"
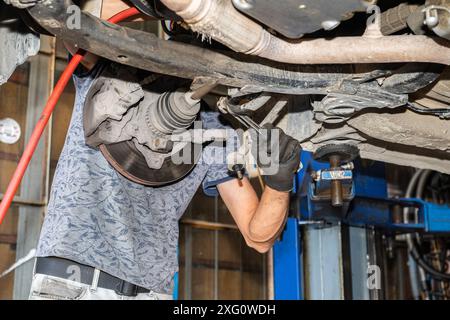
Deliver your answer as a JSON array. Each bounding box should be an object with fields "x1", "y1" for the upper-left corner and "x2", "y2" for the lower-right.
[{"x1": 29, "y1": 273, "x2": 173, "y2": 301}]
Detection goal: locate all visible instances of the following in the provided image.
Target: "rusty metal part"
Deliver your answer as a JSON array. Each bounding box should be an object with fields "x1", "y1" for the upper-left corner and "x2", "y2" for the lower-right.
[
  {"x1": 330, "y1": 155, "x2": 344, "y2": 207},
  {"x1": 348, "y1": 109, "x2": 450, "y2": 152},
  {"x1": 314, "y1": 82, "x2": 409, "y2": 123},
  {"x1": 190, "y1": 81, "x2": 217, "y2": 100},
  {"x1": 298, "y1": 119, "x2": 450, "y2": 175},
  {"x1": 424, "y1": 0, "x2": 450, "y2": 40},
  {"x1": 26, "y1": 1, "x2": 368, "y2": 95},
  {"x1": 313, "y1": 144, "x2": 359, "y2": 207},
  {"x1": 413, "y1": 66, "x2": 450, "y2": 109},
  {"x1": 357, "y1": 142, "x2": 450, "y2": 174},
  {"x1": 26, "y1": 1, "x2": 443, "y2": 97},
  {"x1": 380, "y1": 3, "x2": 420, "y2": 35},
  {"x1": 161, "y1": 0, "x2": 450, "y2": 65},
  {"x1": 259, "y1": 35, "x2": 449, "y2": 65}
]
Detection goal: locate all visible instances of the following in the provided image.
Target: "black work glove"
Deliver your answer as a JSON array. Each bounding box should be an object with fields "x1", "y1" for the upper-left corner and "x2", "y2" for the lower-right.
[{"x1": 254, "y1": 124, "x2": 302, "y2": 192}]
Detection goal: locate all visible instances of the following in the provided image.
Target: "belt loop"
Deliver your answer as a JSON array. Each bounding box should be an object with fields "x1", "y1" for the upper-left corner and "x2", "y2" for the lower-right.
[{"x1": 90, "y1": 268, "x2": 101, "y2": 292}]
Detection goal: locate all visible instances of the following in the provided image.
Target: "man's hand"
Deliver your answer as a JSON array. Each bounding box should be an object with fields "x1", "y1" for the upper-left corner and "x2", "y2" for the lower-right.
[
  {"x1": 256, "y1": 124, "x2": 302, "y2": 192},
  {"x1": 218, "y1": 125, "x2": 301, "y2": 253}
]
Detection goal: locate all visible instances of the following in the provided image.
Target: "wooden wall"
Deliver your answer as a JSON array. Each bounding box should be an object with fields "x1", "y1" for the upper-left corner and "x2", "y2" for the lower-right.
[
  {"x1": 0, "y1": 64, "x2": 30, "y2": 300},
  {"x1": 180, "y1": 184, "x2": 267, "y2": 300},
  {"x1": 0, "y1": 57, "x2": 74, "y2": 300}
]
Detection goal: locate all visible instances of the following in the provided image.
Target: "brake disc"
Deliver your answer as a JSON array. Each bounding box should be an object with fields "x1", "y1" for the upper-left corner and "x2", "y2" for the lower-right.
[{"x1": 99, "y1": 140, "x2": 201, "y2": 187}]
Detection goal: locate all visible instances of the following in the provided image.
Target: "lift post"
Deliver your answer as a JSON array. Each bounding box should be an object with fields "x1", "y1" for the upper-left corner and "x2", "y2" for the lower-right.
[{"x1": 272, "y1": 151, "x2": 450, "y2": 300}]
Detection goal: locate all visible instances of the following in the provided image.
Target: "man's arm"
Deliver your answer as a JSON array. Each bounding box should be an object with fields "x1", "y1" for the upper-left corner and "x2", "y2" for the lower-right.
[
  {"x1": 218, "y1": 179, "x2": 289, "y2": 253},
  {"x1": 218, "y1": 126, "x2": 301, "y2": 253}
]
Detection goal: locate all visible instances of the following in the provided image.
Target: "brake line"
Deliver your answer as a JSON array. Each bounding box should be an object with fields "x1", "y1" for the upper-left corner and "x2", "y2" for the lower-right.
[{"x1": 0, "y1": 7, "x2": 140, "y2": 225}]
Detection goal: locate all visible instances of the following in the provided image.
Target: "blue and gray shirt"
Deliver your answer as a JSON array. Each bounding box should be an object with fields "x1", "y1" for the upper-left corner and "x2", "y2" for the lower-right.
[{"x1": 36, "y1": 63, "x2": 237, "y2": 294}]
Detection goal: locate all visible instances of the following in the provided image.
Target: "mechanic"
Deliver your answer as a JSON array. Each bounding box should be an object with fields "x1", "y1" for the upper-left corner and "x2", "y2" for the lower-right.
[{"x1": 28, "y1": 1, "x2": 301, "y2": 300}]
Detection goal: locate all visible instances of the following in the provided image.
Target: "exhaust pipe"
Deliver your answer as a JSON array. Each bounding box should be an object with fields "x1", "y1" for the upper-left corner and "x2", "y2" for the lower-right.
[{"x1": 161, "y1": 0, "x2": 450, "y2": 65}]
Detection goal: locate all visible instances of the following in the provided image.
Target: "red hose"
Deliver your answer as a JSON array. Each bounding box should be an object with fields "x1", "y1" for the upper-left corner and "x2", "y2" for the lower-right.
[{"x1": 0, "y1": 7, "x2": 140, "y2": 224}]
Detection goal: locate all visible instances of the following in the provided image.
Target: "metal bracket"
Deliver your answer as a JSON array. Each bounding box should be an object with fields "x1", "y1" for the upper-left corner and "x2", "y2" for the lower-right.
[{"x1": 298, "y1": 151, "x2": 450, "y2": 233}]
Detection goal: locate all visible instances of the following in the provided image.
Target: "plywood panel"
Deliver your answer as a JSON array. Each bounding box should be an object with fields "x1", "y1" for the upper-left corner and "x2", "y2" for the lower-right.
[
  {"x1": 0, "y1": 244, "x2": 16, "y2": 300},
  {"x1": 242, "y1": 271, "x2": 265, "y2": 300},
  {"x1": 0, "y1": 64, "x2": 29, "y2": 300},
  {"x1": 0, "y1": 66, "x2": 29, "y2": 195},
  {"x1": 14, "y1": 49, "x2": 55, "y2": 299},
  {"x1": 192, "y1": 267, "x2": 214, "y2": 300},
  {"x1": 218, "y1": 269, "x2": 241, "y2": 300},
  {"x1": 189, "y1": 191, "x2": 217, "y2": 221},
  {"x1": 242, "y1": 241, "x2": 265, "y2": 272},
  {"x1": 0, "y1": 206, "x2": 18, "y2": 300},
  {"x1": 192, "y1": 229, "x2": 214, "y2": 263},
  {"x1": 0, "y1": 207, "x2": 18, "y2": 235},
  {"x1": 218, "y1": 230, "x2": 241, "y2": 266},
  {"x1": 0, "y1": 162, "x2": 21, "y2": 194}
]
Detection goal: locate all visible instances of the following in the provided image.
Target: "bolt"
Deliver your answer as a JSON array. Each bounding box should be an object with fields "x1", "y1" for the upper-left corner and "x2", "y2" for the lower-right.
[
  {"x1": 321, "y1": 20, "x2": 341, "y2": 31},
  {"x1": 424, "y1": 8, "x2": 439, "y2": 28},
  {"x1": 152, "y1": 138, "x2": 173, "y2": 153},
  {"x1": 311, "y1": 170, "x2": 320, "y2": 181},
  {"x1": 232, "y1": 164, "x2": 245, "y2": 180},
  {"x1": 341, "y1": 162, "x2": 354, "y2": 170},
  {"x1": 233, "y1": 0, "x2": 253, "y2": 10}
]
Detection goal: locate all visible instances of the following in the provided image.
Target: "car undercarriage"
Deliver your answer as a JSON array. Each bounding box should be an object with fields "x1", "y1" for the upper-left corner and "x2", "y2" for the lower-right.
[{"x1": 1, "y1": 0, "x2": 449, "y2": 179}]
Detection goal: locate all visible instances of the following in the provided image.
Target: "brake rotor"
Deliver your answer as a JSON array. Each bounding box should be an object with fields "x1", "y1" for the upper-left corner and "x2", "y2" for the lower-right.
[
  {"x1": 99, "y1": 140, "x2": 201, "y2": 187},
  {"x1": 82, "y1": 64, "x2": 202, "y2": 187}
]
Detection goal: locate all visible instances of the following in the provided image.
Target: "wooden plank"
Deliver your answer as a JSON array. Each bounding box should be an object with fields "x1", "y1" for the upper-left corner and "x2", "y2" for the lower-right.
[
  {"x1": 242, "y1": 271, "x2": 265, "y2": 300},
  {"x1": 13, "y1": 38, "x2": 55, "y2": 299},
  {"x1": 0, "y1": 244, "x2": 17, "y2": 300},
  {"x1": 0, "y1": 194, "x2": 46, "y2": 207},
  {"x1": 38, "y1": 36, "x2": 56, "y2": 56},
  {"x1": 218, "y1": 270, "x2": 241, "y2": 300},
  {"x1": 0, "y1": 207, "x2": 18, "y2": 235},
  {"x1": 0, "y1": 76, "x2": 29, "y2": 195},
  {"x1": 192, "y1": 267, "x2": 214, "y2": 299},
  {"x1": 0, "y1": 234, "x2": 17, "y2": 244},
  {"x1": 181, "y1": 219, "x2": 238, "y2": 231}
]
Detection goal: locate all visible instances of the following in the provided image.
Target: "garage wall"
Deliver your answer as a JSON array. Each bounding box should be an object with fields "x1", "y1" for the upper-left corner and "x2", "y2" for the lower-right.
[
  {"x1": 0, "y1": 63, "x2": 30, "y2": 300},
  {"x1": 180, "y1": 190, "x2": 267, "y2": 300}
]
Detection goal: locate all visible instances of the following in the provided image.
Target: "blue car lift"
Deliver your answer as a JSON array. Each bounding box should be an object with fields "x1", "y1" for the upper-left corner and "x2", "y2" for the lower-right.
[{"x1": 273, "y1": 151, "x2": 450, "y2": 300}]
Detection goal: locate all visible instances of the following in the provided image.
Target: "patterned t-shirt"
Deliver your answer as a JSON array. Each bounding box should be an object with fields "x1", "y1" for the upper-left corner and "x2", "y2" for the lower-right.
[{"x1": 36, "y1": 64, "x2": 237, "y2": 294}]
